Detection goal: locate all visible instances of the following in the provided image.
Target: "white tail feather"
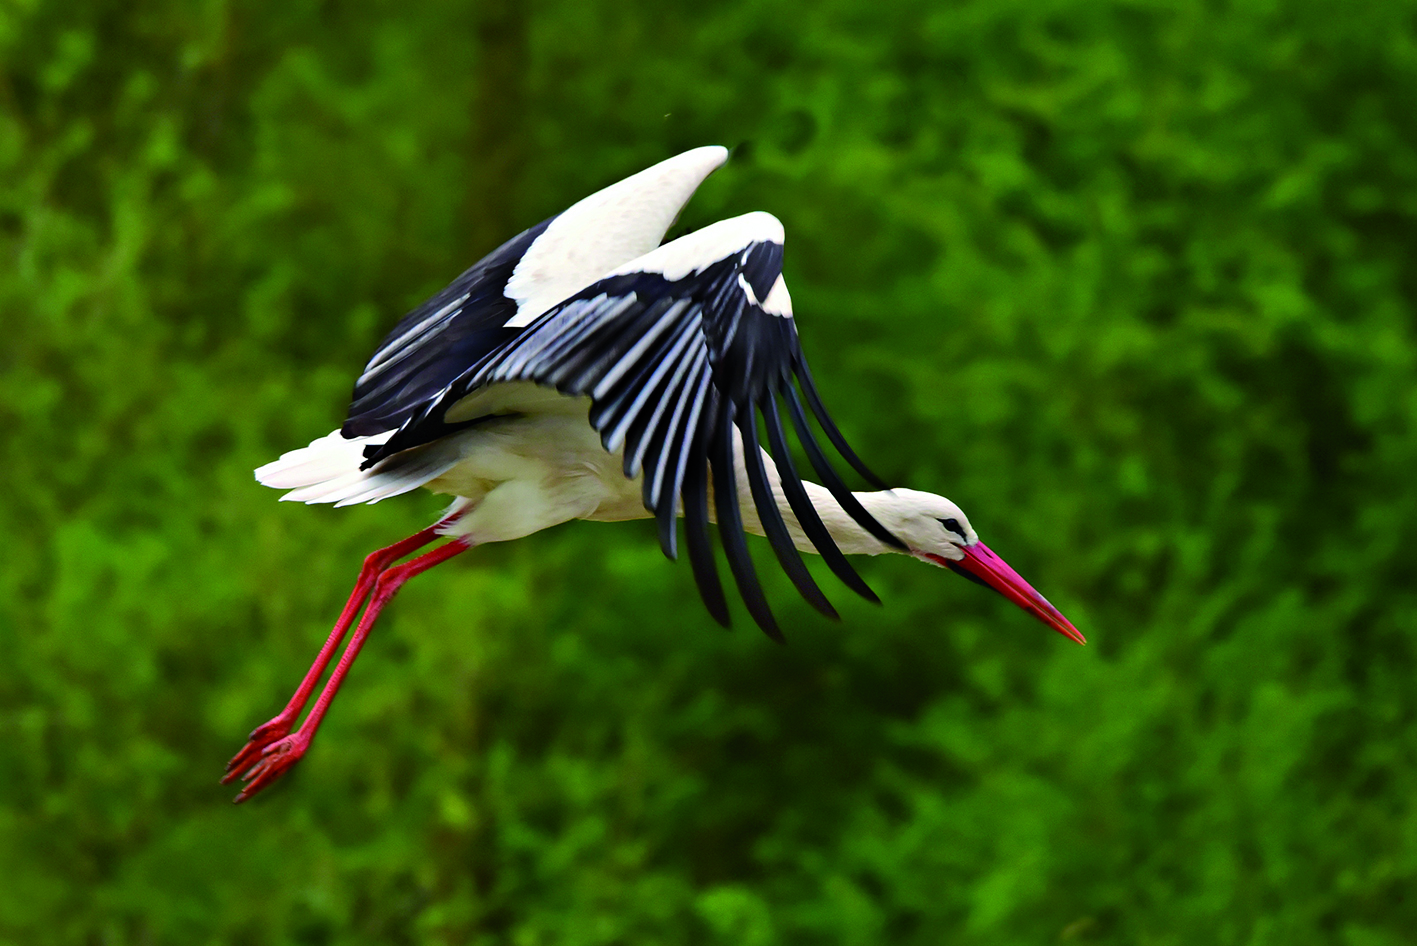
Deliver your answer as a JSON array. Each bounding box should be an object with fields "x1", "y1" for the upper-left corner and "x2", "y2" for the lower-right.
[
  {"x1": 255, "y1": 429, "x2": 459, "y2": 506},
  {"x1": 255, "y1": 430, "x2": 390, "y2": 488}
]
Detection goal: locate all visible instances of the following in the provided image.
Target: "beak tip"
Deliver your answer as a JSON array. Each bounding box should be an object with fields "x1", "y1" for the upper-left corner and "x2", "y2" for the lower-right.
[
  {"x1": 1048, "y1": 608, "x2": 1086, "y2": 646},
  {"x1": 1047, "y1": 613, "x2": 1086, "y2": 646}
]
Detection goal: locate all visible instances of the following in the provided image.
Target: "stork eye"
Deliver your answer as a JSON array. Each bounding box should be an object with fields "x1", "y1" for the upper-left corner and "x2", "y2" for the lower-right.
[{"x1": 939, "y1": 518, "x2": 966, "y2": 538}]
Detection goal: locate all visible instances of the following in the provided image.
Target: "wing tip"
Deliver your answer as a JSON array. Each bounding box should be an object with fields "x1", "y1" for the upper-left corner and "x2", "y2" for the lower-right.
[{"x1": 675, "y1": 144, "x2": 730, "y2": 173}]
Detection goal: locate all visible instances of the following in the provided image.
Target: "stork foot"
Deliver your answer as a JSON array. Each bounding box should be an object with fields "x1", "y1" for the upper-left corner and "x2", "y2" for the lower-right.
[
  {"x1": 228, "y1": 732, "x2": 311, "y2": 803},
  {"x1": 221, "y1": 714, "x2": 296, "y2": 785}
]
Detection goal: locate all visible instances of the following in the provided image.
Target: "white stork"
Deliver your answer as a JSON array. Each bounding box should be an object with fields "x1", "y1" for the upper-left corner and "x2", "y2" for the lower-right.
[{"x1": 225, "y1": 146, "x2": 1083, "y2": 802}]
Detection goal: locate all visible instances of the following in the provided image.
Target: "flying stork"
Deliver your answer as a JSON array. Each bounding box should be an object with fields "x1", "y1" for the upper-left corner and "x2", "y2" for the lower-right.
[{"x1": 224, "y1": 146, "x2": 1083, "y2": 802}]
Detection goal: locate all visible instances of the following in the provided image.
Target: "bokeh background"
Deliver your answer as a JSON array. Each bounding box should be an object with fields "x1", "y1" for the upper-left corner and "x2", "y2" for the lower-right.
[{"x1": 3, "y1": 0, "x2": 1417, "y2": 942}]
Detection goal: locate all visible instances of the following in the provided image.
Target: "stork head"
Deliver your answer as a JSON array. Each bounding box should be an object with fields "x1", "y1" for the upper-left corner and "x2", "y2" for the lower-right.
[{"x1": 880, "y1": 489, "x2": 1085, "y2": 645}]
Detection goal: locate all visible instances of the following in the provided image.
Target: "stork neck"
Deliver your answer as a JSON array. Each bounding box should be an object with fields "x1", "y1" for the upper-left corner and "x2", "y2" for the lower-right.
[{"x1": 793, "y1": 481, "x2": 898, "y2": 556}]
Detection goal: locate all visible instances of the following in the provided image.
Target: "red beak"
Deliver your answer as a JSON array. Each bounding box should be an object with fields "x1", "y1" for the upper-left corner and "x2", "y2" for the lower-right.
[{"x1": 928, "y1": 542, "x2": 1085, "y2": 645}]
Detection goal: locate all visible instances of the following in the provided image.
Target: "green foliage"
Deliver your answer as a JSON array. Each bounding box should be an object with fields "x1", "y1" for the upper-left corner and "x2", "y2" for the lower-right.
[{"x1": 3, "y1": 0, "x2": 1416, "y2": 942}]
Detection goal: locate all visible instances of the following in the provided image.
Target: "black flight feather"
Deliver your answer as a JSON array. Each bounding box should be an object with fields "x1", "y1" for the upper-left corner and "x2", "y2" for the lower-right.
[
  {"x1": 762, "y1": 395, "x2": 880, "y2": 604},
  {"x1": 683, "y1": 409, "x2": 729, "y2": 627},
  {"x1": 739, "y1": 408, "x2": 838, "y2": 620},
  {"x1": 794, "y1": 357, "x2": 889, "y2": 490},
  {"x1": 783, "y1": 384, "x2": 905, "y2": 550},
  {"x1": 711, "y1": 399, "x2": 782, "y2": 642}
]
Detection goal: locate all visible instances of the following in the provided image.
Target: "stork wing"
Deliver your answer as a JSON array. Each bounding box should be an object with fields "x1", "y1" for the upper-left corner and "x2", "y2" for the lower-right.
[
  {"x1": 343, "y1": 146, "x2": 729, "y2": 439},
  {"x1": 374, "y1": 212, "x2": 902, "y2": 640},
  {"x1": 344, "y1": 219, "x2": 554, "y2": 437}
]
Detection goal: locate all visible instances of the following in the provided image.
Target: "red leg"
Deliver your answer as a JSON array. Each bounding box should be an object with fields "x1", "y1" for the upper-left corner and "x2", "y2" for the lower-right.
[
  {"x1": 229, "y1": 538, "x2": 472, "y2": 802},
  {"x1": 223, "y1": 508, "x2": 466, "y2": 783}
]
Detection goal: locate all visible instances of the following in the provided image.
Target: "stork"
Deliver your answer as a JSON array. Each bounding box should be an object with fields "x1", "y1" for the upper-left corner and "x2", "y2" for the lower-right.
[{"x1": 225, "y1": 146, "x2": 1083, "y2": 802}]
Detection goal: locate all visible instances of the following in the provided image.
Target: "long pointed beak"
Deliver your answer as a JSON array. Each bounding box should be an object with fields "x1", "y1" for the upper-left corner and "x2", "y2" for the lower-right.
[{"x1": 932, "y1": 542, "x2": 1085, "y2": 644}]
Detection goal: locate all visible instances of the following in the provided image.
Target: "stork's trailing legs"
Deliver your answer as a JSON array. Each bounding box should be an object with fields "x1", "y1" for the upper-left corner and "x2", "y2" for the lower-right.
[{"x1": 224, "y1": 509, "x2": 470, "y2": 801}]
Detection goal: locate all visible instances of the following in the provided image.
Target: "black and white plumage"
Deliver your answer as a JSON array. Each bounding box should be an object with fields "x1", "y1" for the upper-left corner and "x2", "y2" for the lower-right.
[
  {"x1": 360, "y1": 211, "x2": 902, "y2": 638},
  {"x1": 227, "y1": 146, "x2": 1083, "y2": 801}
]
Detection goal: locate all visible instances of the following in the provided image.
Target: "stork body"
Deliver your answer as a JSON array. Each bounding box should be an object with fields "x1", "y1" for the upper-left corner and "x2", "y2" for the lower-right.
[{"x1": 225, "y1": 148, "x2": 1082, "y2": 801}]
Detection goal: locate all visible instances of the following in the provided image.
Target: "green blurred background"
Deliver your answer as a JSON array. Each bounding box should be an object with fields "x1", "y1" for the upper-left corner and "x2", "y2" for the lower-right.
[{"x1": 3, "y1": 0, "x2": 1416, "y2": 942}]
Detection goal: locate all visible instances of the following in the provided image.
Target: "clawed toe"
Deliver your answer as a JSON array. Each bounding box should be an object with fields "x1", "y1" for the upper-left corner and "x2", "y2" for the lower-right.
[
  {"x1": 226, "y1": 733, "x2": 310, "y2": 803},
  {"x1": 221, "y1": 717, "x2": 294, "y2": 785}
]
